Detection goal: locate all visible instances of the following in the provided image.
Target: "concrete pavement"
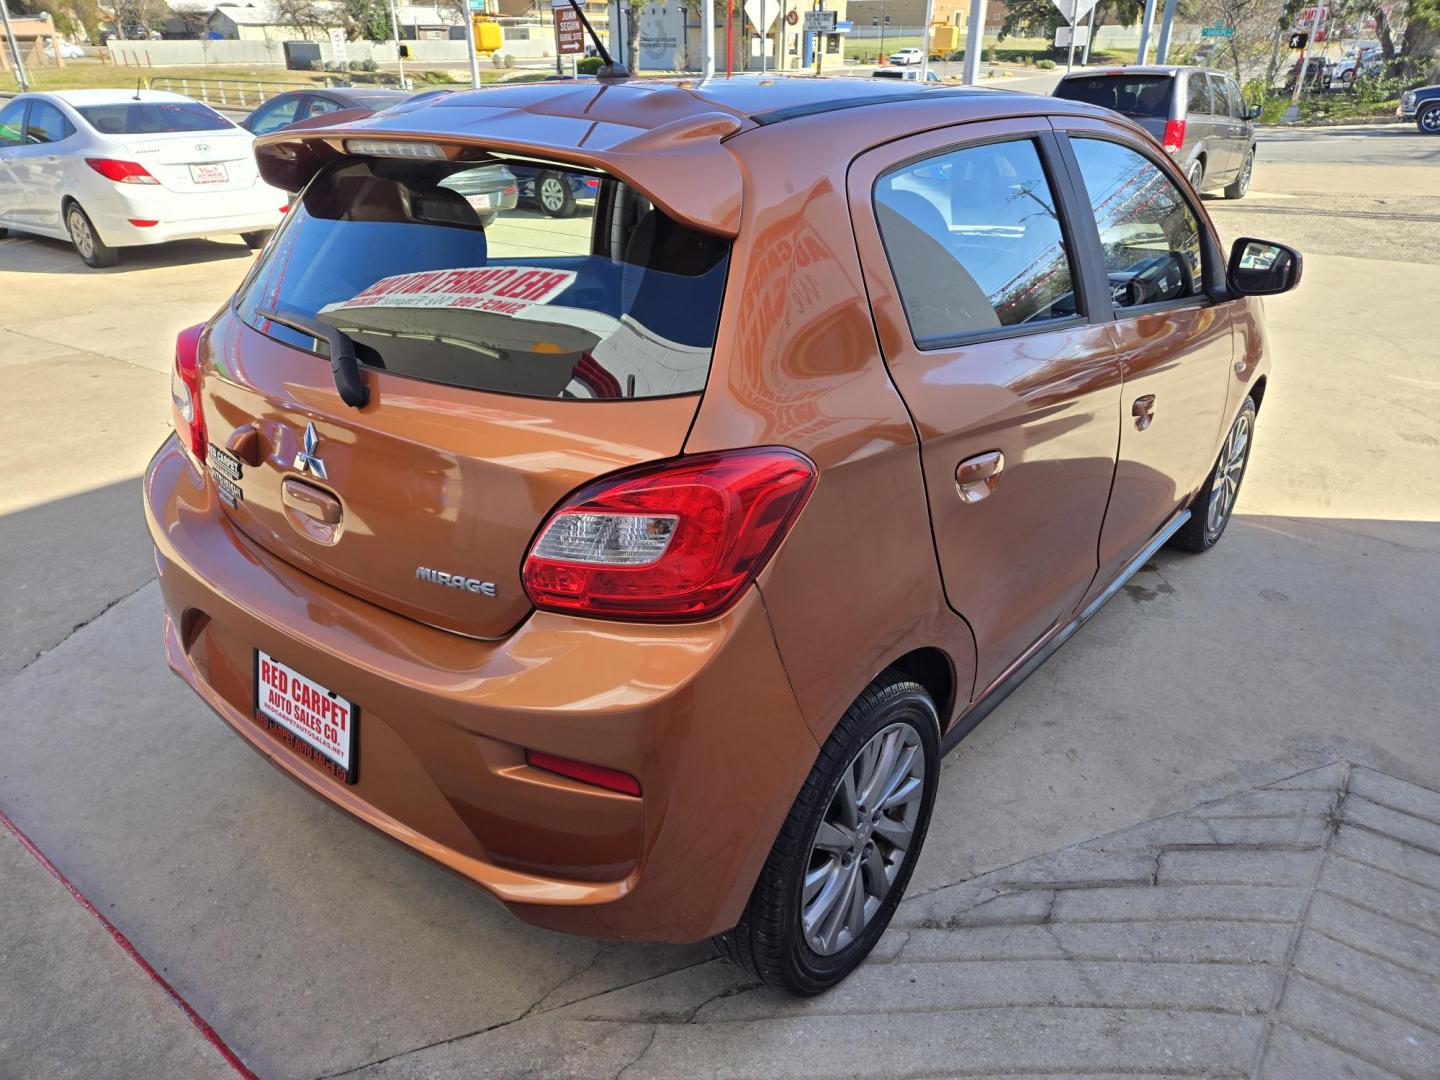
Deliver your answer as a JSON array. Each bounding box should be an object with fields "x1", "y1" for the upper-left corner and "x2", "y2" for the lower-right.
[{"x1": 1, "y1": 131, "x2": 1438, "y2": 1078}]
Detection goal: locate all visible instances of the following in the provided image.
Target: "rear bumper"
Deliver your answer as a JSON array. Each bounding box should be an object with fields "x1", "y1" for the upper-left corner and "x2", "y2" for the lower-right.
[
  {"x1": 142, "y1": 435, "x2": 817, "y2": 942},
  {"x1": 89, "y1": 183, "x2": 285, "y2": 248}
]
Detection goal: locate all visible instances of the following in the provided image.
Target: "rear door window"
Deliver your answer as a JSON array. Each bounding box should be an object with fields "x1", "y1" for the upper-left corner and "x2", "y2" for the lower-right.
[
  {"x1": 1207, "y1": 74, "x2": 1235, "y2": 117},
  {"x1": 237, "y1": 156, "x2": 730, "y2": 400},
  {"x1": 872, "y1": 137, "x2": 1080, "y2": 345},
  {"x1": 1056, "y1": 75, "x2": 1174, "y2": 119},
  {"x1": 249, "y1": 96, "x2": 302, "y2": 134},
  {"x1": 0, "y1": 100, "x2": 27, "y2": 146}
]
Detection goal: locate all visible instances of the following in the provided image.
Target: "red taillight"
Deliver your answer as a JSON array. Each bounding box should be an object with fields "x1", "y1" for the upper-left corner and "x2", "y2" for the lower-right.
[
  {"x1": 522, "y1": 448, "x2": 817, "y2": 622},
  {"x1": 127, "y1": 218, "x2": 159, "y2": 227},
  {"x1": 1162, "y1": 120, "x2": 1186, "y2": 154},
  {"x1": 170, "y1": 323, "x2": 207, "y2": 462},
  {"x1": 525, "y1": 750, "x2": 641, "y2": 796},
  {"x1": 85, "y1": 158, "x2": 159, "y2": 185},
  {"x1": 584, "y1": 178, "x2": 600, "y2": 188}
]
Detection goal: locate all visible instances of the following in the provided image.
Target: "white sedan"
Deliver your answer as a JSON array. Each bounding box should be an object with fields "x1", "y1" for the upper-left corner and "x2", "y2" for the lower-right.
[
  {"x1": 887, "y1": 47, "x2": 924, "y2": 66},
  {"x1": 0, "y1": 89, "x2": 287, "y2": 267}
]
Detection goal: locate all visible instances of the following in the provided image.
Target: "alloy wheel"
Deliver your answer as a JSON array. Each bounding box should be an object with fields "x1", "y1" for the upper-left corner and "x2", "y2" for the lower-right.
[
  {"x1": 1237, "y1": 154, "x2": 1253, "y2": 196},
  {"x1": 69, "y1": 209, "x2": 94, "y2": 260},
  {"x1": 1207, "y1": 411, "x2": 1250, "y2": 535},
  {"x1": 539, "y1": 177, "x2": 566, "y2": 213},
  {"x1": 801, "y1": 721, "x2": 925, "y2": 956},
  {"x1": 1187, "y1": 161, "x2": 1203, "y2": 191},
  {"x1": 1422, "y1": 108, "x2": 1440, "y2": 134}
]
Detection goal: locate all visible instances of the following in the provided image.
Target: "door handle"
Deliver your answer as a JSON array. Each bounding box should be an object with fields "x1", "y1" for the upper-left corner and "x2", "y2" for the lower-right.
[
  {"x1": 1132, "y1": 395, "x2": 1157, "y2": 431},
  {"x1": 955, "y1": 450, "x2": 1004, "y2": 503}
]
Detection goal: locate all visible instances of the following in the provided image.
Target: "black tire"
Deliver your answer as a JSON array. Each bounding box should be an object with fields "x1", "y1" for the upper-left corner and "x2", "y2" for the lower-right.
[
  {"x1": 1223, "y1": 150, "x2": 1254, "y2": 200},
  {"x1": 714, "y1": 672, "x2": 941, "y2": 995},
  {"x1": 1170, "y1": 397, "x2": 1257, "y2": 553},
  {"x1": 240, "y1": 230, "x2": 271, "y2": 250},
  {"x1": 535, "y1": 171, "x2": 576, "y2": 218},
  {"x1": 65, "y1": 203, "x2": 117, "y2": 269},
  {"x1": 1186, "y1": 157, "x2": 1205, "y2": 194},
  {"x1": 1418, "y1": 104, "x2": 1440, "y2": 136},
  {"x1": 0, "y1": 227, "x2": 8, "y2": 238},
  {"x1": 476, "y1": 211, "x2": 496, "y2": 228}
]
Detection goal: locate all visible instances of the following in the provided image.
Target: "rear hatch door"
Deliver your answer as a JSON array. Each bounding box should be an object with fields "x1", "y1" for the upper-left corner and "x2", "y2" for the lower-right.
[{"x1": 201, "y1": 150, "x2": 731, "y2": 639}]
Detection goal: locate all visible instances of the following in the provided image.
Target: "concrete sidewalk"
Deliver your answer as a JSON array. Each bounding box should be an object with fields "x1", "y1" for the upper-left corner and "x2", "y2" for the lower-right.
[
  {"x1": 0, "y1": 825, "x2": 236, "y2": 1080},
  {"x1": 349, "y1": 761, "x2": 1440, "y2": 1078}
]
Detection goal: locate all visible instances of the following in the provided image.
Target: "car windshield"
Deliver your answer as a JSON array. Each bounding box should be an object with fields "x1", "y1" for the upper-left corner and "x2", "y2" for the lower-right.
[
  {"x1": 76, "y1": 101, "x2": 234, "y2": 134},
  {"x1": 1055, "y1": 75, "x2": 1174, "y2": 118},
  {"x1": 236, "y1": 156, "x2": 731, "y2": 401}
]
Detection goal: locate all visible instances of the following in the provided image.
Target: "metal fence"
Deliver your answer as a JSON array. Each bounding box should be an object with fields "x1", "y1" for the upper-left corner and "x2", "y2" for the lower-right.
[{"x1": 146, "y1": 75, "x2": 337, "y2": 109}]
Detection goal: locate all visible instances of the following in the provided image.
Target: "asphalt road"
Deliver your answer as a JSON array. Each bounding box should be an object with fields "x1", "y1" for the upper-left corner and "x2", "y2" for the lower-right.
[{"x1": 2, "y1": 124, "x2": 1438, "y2": 1079}]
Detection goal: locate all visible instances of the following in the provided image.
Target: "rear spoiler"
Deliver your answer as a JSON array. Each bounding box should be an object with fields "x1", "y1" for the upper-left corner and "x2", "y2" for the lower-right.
[{"x1": 254, "y1": 88, "x2": 747, "y2": 237}]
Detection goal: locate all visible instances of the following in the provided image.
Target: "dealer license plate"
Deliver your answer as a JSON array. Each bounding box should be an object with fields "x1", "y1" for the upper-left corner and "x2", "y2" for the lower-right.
[
  {"x1": 253, "y1": 650, "x2": 358, "y2": 783},
  {"x1": 189, "y1": 163, "x2": 228, "y2": 184}
]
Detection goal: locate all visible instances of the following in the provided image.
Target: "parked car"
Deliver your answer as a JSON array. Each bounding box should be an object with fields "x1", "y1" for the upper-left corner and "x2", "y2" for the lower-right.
[
  {"x1": 44, "y1": 39, "x2": 88, "y2": 60},
  {"x1": 0, "y1": 89, "x2": 287, "y2": 267},
  {"x1": 1283, "y1": 55, "x2": 1328, "y2": 92},
  {"x1": 241, "y1": 88, "x2": 415, "y2": 135},
  {"x1": 430, "y1": 161, "x2": 519, "y2": 226},
  {"x1": 887, "y1": 47, "x2": 923, "y2": 65},
  {"x1": 1327, "y1": 45, "x2": 1382, "y2": 87},
  {"x1": 143, "y1": 76, "x2": 1298, "y2": 994},
  {"x1": 509, "y1": 164, "x2": 599, "y2": 217},
  {"x1": 1054, "y1": 65, "x2": 1259, "y2": 199},
  {"x1": 1398, "y1": 84, "x2": 1440, "y2": 133},
  {"x1": 872, "y1": 67, "x2": 942, "y2": 82}
]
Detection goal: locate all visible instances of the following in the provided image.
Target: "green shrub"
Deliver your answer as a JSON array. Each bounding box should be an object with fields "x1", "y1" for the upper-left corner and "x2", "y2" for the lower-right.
[
  {"x1": 576, "y1": 55, "x2": 603, "y2": 75},
  {"x1": 1036, "y1": 58, "x2": 1056, "y2": 69}
]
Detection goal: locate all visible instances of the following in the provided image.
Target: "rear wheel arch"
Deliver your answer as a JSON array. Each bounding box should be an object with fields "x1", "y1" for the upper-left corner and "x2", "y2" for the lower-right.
[
  {"x1": 1249, "y1": 374, "x2": 1268, "y2": 413},
  {"x1": 885, "y1": 647, "x2": 956, "y2": 732}
]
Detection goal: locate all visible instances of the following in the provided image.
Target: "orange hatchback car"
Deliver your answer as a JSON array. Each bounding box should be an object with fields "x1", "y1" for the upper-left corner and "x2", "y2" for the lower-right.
[{"x1": 144, "y1": 77, "x2": 1300, "y2": 992}]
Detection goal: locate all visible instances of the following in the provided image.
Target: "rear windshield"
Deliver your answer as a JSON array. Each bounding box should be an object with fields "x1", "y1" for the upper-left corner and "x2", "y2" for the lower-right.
[
  {"x1": 77, "y1": 101, "x2": 234, "y2": 134},
  {"x1": 1055, "y1": 75, "x2": 1174, "y2": 118},
  {"x1": 236, "y1": 156, "x2": 730, "y2": 401}
]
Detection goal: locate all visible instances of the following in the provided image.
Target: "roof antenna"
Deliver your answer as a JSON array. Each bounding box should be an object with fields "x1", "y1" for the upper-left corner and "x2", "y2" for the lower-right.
[
  {"x1": 565, "y1": 0, "x2": 628, "y2": 79},
  {"x1": 133, "y1": 77, "x2": 143, "y2": 100}
]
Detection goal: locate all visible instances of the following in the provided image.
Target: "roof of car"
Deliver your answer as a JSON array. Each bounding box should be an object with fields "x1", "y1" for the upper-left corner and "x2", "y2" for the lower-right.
[
  {"x1": 254, "y1": 75, "x2": 1122, "y2": 236},
  {"x1": 37, "y1": 88, "x2": 198, "y2": 105},
  {"x1": 1059, "y1": 65, "x2": 1205, "y2": 78}
]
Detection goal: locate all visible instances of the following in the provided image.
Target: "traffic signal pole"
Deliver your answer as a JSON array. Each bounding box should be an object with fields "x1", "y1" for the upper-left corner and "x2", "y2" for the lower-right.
[{"x1": 1154, "y1": 0, "x2": 1179, "y2": 63}]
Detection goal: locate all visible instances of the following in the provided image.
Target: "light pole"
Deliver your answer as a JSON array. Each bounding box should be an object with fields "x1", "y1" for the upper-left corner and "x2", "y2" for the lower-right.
[
  {"x1": 0, "y1": 0, "x2": 30, "y2": 91},
  {"x1": 961, "y1": 0, "x2": 985, "y2": 84},
  {"x1": 388, "y1": 0, "x2": 407, "y2": 89},
  {"x1": 464, "y1": 0, "x2": 480, "y2": 88}
]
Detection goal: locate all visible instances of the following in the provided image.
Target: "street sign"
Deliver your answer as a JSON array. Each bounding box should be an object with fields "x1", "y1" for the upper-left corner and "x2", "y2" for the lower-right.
[
  {"x1": 328, "y1": 27, "x2": 348, "y2": 67},
  {"x1": 802, "y1": 10, "x2": 836, "y2": 33},
  {"x1": 1288, "y1": 31, "x2": 1309, "y2": 48},
  {"x1": 744, "y1": 0, "x2": 778, "y2": 33},
  {"x1": 552, "y1": 0, "x2": 584, "y2": 55},
  {"x1": 1049, "y1": 0, "x2": 1097, "y2": 21},
  {"x1": 1054, "y1": 24, "x2": 1089, "y2": 47},
  {"x1": 1200, "y1": 19, "x2": 1235, "y2": 37}
]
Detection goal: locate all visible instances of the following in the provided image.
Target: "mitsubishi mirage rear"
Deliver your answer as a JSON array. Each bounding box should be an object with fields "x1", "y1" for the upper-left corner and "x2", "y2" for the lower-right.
[{"x1": 143, "y1": 100, "x2": 823, "y2": 955}]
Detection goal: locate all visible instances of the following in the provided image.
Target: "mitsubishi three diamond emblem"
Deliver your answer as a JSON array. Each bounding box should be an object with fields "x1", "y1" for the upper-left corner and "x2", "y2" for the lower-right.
[{"x1": 293, "y1": 422, "x2": 328, "y2": 480}]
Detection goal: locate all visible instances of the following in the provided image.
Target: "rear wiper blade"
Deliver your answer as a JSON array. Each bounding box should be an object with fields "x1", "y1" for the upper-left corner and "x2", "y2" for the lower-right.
[{"x1": 256, "y1": 308, "x2": 370, "y2": 409}]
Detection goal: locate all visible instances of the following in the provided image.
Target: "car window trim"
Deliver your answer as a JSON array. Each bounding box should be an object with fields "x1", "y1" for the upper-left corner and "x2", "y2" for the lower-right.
[
  {"x1": 1050, "y1": 125, "x2": 1226, "y2": 316},
  {"x1": 866, "y1": 128, "x2": 1098, "y2": 353}
]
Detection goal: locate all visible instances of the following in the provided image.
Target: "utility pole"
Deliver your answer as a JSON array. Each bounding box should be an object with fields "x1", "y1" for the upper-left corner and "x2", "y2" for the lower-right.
[
  {"x1": 1066, "y1": 0, "x2": 1078, "y2": 72},
  {"x1": 1289, "y1": 2, "x2": 1325, "y2": 107},
  {"x1": 702, "y1": 0, "x2": 715, "y2": 77},
  {"x1": 961, "y1": 0, "x2": 985, "y2": 83},
  {"x1": 388, "y1": 0, "x2": 407, "y2": 88},
  {"x1": 1082, "y1": 0, "x2": 1096, "y2": 64},
  {"x1": 464, "y1": 0, "x2": 481, "y2": 88},
  {"x1": 1154, "y1": 0, "x2": 1179, "y2": 63},
  {"x1": 920, "y1": 0, "x2": 933, "y2": 78},
  {"x1": 0, "y1": 0, "x2": 30, "y2": 91},
  {"x1": 760, "y1": 0, "x2": 767, "y2": 72},
  {"x1": 1135, "y1": 0, "x2": 1157, "y2": 63}
]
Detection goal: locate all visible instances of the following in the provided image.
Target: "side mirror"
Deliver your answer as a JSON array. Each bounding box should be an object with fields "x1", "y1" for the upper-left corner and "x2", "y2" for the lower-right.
[
  {"x1": 1248, "y1": 103, "x2": 1263, "y2": 120},
  {"x1": 1227, "y1": 237, "x2": 1303, "y2": 297}
]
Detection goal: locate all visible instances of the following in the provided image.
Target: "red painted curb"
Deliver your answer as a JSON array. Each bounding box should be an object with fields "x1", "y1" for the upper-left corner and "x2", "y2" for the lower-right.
[{"x1": 0, "y1": 810, "x2": 259, "y2": 1080}]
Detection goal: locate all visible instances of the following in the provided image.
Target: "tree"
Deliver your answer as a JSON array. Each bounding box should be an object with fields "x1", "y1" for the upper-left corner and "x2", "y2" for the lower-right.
[
  {"x1": 998, "y1": 0, "x2": 1146, "y2": 43},
  {"x1": 170, "y1": 1, "x2": 212, "y2": 37},
  {"x1": 342, "y1": 0, "x2": 392, "y2": 41},
  {"x1": 1399, "y1": 0, "x2": 1440, "y2": 77},
  {"x1": 271, "y1": 0, "x2": 346, "y2": 38}
]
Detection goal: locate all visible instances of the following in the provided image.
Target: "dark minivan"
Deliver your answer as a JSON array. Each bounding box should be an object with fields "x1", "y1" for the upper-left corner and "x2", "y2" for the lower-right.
[{"x1": 1054, "y1": 66, "x2": 1259, "y2": 199}]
